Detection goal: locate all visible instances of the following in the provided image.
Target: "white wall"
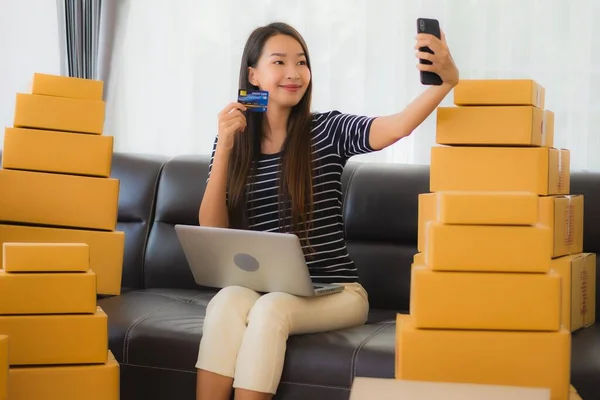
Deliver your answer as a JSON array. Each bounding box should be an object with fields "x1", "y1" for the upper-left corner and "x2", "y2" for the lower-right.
[
  {"x1": 103, "y1": 0, "x2": 600, "y2": 171},
  {"x1": 3, "y1": 1, "x2": 600, "y2": 171},
  {"x1": 0, "y1": 0, "x2": 61, "y2": 147}
]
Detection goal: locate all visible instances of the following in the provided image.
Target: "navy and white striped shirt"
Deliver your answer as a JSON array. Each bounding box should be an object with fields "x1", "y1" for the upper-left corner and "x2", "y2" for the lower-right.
[{"x1": 207, "y1": 110, "x2": 377, "y2": 283}]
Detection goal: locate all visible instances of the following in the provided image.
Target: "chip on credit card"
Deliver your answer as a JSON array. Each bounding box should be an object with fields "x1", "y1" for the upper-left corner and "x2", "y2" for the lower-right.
[{"x1": 238, "y1": 89, "x2": 268, "y2": 112}]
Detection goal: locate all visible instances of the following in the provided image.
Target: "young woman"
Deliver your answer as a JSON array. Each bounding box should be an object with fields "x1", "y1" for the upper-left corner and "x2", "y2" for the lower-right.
[{"x1": 197, "y1": 22, "x2": 458, "y2": 400}]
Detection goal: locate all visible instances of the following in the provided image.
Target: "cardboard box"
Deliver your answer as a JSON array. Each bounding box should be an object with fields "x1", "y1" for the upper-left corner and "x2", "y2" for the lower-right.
[
  {"x1": 423, "y1": 221, "x2": 551, "y2": 273},
  {"x1": 0, "y1": 269, "x2": 96, "y2": 314},
  {"x1": 417, "y1": 192, "x2": 538, "y2": 252},
  {"x1": 410, "y1": 266, "x2": 561, "y2": 331},
  {"x1": 0, "y1": 169, "x2": 119, "y2": 231},
  {"x1": 0, "y1": 225, "x2": 124, "y2": 295},
  {"x1": 453, "y1": 79, "x2": 545, "y2": 108},
  {"x1": 3, "y1": 242, "x2": 89, "y2": 272},
  {"x1": 430, "y1": 146, "x2": 569, "y2": 195},
  {"x1": 551, "y1": 253, "x2": 596, "y2": 331},
  {"x1": 350, "y1": 378, "x2": 550, "y2": 400},
  {"x1": 8, "y1": 350, "x2": 118, "y2": 400},
  {"x1": 570, "y1": 385, "x2": 583, "y2": 400},
  {"x1": 436, "y1": 107, "x2": 554, "y2": 147},
  {"x1": 417, "y1": 193, "x2": 582, "y2": 258},
  {"x1": 13, "y1": 93, "x2": 104, "y2": 135},
  {"x1": 31, "y1": 72, "x2": 103, "y2": 101},
  {"x1": 2, "y1": 127, "x2": 113, "y2": 177},
  {"x1": 540, "y1": 195, "x2": 584, "y2": 258},
  {"x1": 395, "y1": 314, "x2": 570, "y2": 400},
  {"x1": 413, "y1": 252, "x2": 424, "y2": 265},
  {"x1": 0, "y1": 307, "x2": 107, "y2": 365},
  {"x1": 0, "y1": 335, "x2": 7, "y2": 400}
]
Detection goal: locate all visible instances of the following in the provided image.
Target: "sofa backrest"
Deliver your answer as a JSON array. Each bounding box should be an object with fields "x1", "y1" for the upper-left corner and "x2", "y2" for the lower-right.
[
  {"x1": 134, "y1": 154, "x2": 600, "y2": 312},
  {"x1": 341, "y1": 162, "x2": 429, "y2": 310},
  {"x1": 110, "y1": 153, "x2": 169, "y2": 292},
  {"x1": 143, "y1": 155, "x2": 210, "y2": 289},
  {"x1": 135, "y1": 155, "x2": 428, "y2": 310}
]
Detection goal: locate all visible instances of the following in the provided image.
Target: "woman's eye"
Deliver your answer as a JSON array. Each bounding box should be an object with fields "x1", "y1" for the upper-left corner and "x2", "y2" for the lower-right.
[
  {"x1": 274, "y1": 61, "x2": 284, "y2": 65},
  {"x1": 298, "y1": 61, "x2": 306, "y2": 65}
]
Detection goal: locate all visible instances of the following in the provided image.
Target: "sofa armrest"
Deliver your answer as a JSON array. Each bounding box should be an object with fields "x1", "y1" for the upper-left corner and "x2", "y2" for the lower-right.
[{"x1": 571, "y1": 324, "x2": 600, "y2": 400}]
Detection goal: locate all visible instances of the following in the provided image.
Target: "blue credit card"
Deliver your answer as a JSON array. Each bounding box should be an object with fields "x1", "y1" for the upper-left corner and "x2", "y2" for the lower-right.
[{"x1": 238, "y1": 89, "x2": 268, "y2": 112}]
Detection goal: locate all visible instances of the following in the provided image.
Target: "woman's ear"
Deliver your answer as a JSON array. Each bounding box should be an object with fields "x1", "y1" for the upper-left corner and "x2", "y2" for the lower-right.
[{"x1": 248, "y1": 67, "x2": 259, "y2": 87}]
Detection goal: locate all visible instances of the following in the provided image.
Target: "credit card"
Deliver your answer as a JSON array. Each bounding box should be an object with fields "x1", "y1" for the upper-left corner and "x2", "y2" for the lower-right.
[{"x1": 238, "y1": 89, "x2": 268, "y2": 112}]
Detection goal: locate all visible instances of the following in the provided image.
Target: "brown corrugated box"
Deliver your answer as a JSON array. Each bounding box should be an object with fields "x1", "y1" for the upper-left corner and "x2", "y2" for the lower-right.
[
  {"x1": 0, "y1": 169, "x2": 119, "y2": 231},
  {"x1": 551, "y1": 253, "x2": 596, "y2": 331},
  {"x1": 2, "y1": 127, "x2": 113, "y2": 177},
  {"x1": 0, "y1": 225, "x2": 124, "y2": 296},
  {"x1": 437, "y1": 106, "x2": 554, "y2": 147},
  {"x1": 430, "y1": 146, "x2": 569, "y2": 195},
  {"x1": 453, "y1": 79, "x2": 545, "y2": 108}
]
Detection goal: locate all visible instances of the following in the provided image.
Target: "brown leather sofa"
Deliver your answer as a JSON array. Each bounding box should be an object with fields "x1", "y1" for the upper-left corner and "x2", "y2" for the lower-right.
[{"x1": 2, "y1": 151, "x2": 599, "y2": 399}]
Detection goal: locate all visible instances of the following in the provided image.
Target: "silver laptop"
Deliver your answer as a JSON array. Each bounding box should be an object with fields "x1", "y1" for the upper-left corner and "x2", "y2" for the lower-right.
[{"x1": 174, "y1": 224, "x2": 344, "y2": 297}]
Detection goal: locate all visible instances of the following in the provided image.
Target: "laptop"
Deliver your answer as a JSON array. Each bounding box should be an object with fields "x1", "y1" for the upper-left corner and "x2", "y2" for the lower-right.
[{"x1": 174, "y1": 224, "x2": 344, "y2": 297}]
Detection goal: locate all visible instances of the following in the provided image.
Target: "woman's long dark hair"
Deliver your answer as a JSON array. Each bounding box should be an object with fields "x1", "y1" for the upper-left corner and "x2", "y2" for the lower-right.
[{"x1": 227, "y1": 22, "x2": 315, "y2": 252}]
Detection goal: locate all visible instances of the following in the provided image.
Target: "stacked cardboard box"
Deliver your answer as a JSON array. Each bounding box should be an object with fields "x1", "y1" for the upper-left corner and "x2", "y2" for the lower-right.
[
  {"x1": 1, "y1": 243, "x2": 118, "y2": 399},
  {"x1": 0, "y1": 72, "x2": 125, "y2": 295},
  {"x1": 350, "y1": 377, "x2": 583, "y2": 400},
  {"x1": 0, "y1": 335, "x2": 7, "y2": 400},
  {"x1": 397, "y1": 79, "x2": 596, "y2": 400},
  {"x1": 0, "y1": 73, "x2": 124, "y2": 398}
]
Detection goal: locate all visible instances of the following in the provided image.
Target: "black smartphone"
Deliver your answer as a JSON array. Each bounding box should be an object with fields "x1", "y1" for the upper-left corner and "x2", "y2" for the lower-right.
[{"x1": 417, "y1": 18, "x2": 443, "y2": 86}]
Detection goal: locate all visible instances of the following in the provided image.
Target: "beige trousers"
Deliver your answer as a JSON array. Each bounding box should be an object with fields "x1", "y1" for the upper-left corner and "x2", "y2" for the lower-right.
[{"x1": 195, "y1": 283, "x2": 369, "y2": 394}]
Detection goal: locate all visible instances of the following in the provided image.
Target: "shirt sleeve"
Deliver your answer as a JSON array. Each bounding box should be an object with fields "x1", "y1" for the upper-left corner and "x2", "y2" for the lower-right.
[
  {"x1": 321, "y1": 111, "x2": 378, "y2": 160},
  {"x1": 206, "y1": 135, "x2": 218, "y2": 184}
]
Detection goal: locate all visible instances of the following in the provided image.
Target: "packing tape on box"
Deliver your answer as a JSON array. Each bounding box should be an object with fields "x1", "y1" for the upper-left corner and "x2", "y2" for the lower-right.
[
  {"x1": 558, "y1": 149, "x2": 562, "y2": 174},
  {"x1": 557, "y1": 149, "x2": 566, "y2": 192},
  {"x1": 541, "y1": 111, "x2": 548, "y2": 146},
  {"x1": 536, "y1": 85, "x2": 542, "y2": 107},
  {"x1": 580, "y1": 255, "x2": 590, "y2": 319},
  {"x1": 565, "y1": 195, "x2": 574, "y2": 246}
]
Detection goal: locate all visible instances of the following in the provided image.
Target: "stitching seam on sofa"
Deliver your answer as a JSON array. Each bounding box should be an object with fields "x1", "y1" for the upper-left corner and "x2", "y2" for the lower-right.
[
  {"x1": 130, "y1": 292, "x2": 194, "y2": 302},
  {"x1": 122, "y1": 300, "x2": 180, "y2": 363},
  {"x1": 350, "y1": 321, "x2": 394, "y2": 380},
  {"x1": 132, "y1": 291, "x2": 214, "y2": 303},
  {"x1": 120, "y1": 362, "x2": 197, "y2": 374},
  {"x1": 279, "y1": 380, "x2": 350, "y2": 391},
  {"x1": 140, "y1": 156, "x2": 173, "y2": 288}
]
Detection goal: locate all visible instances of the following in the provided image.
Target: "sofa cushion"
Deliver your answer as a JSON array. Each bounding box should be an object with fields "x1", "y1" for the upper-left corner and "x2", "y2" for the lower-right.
[
  {"x1": 99, "y1": 289, "x2": 397, "y2": 391},
  {"x1": 347, "y1": 241, "x2": 415, "y2": 311},
  {"x1": 111, "y1": 153, "x2": 169, "y2": 291},
  {"x1": 343, "y1": 162, "x2": 429, "y2": 243},
  {"x1": 98, "y1": 288, "x2": 216, "y2": 366},
  {"x1": 144, "y1": 155, "x2": 210, "y2": 289}
]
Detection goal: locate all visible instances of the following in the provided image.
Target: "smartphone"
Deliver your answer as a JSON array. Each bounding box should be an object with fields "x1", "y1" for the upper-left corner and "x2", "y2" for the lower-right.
[{"x1": 417, "y1": 18, "x2": 443, "y2": 86}]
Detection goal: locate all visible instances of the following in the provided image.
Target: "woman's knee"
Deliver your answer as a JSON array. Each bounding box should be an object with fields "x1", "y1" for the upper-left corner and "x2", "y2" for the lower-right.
[
  {"x1": 247, "y1": 292, "x2": 291, "y2": 330},
  {"x1": 206, "y1": 286, "x2": 261, "y2": 318}
]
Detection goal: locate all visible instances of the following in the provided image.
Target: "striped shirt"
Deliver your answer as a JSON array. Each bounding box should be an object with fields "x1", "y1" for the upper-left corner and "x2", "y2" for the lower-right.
[{"x1": 207, "y1": 110, "x2": 377, "y2": 283}]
